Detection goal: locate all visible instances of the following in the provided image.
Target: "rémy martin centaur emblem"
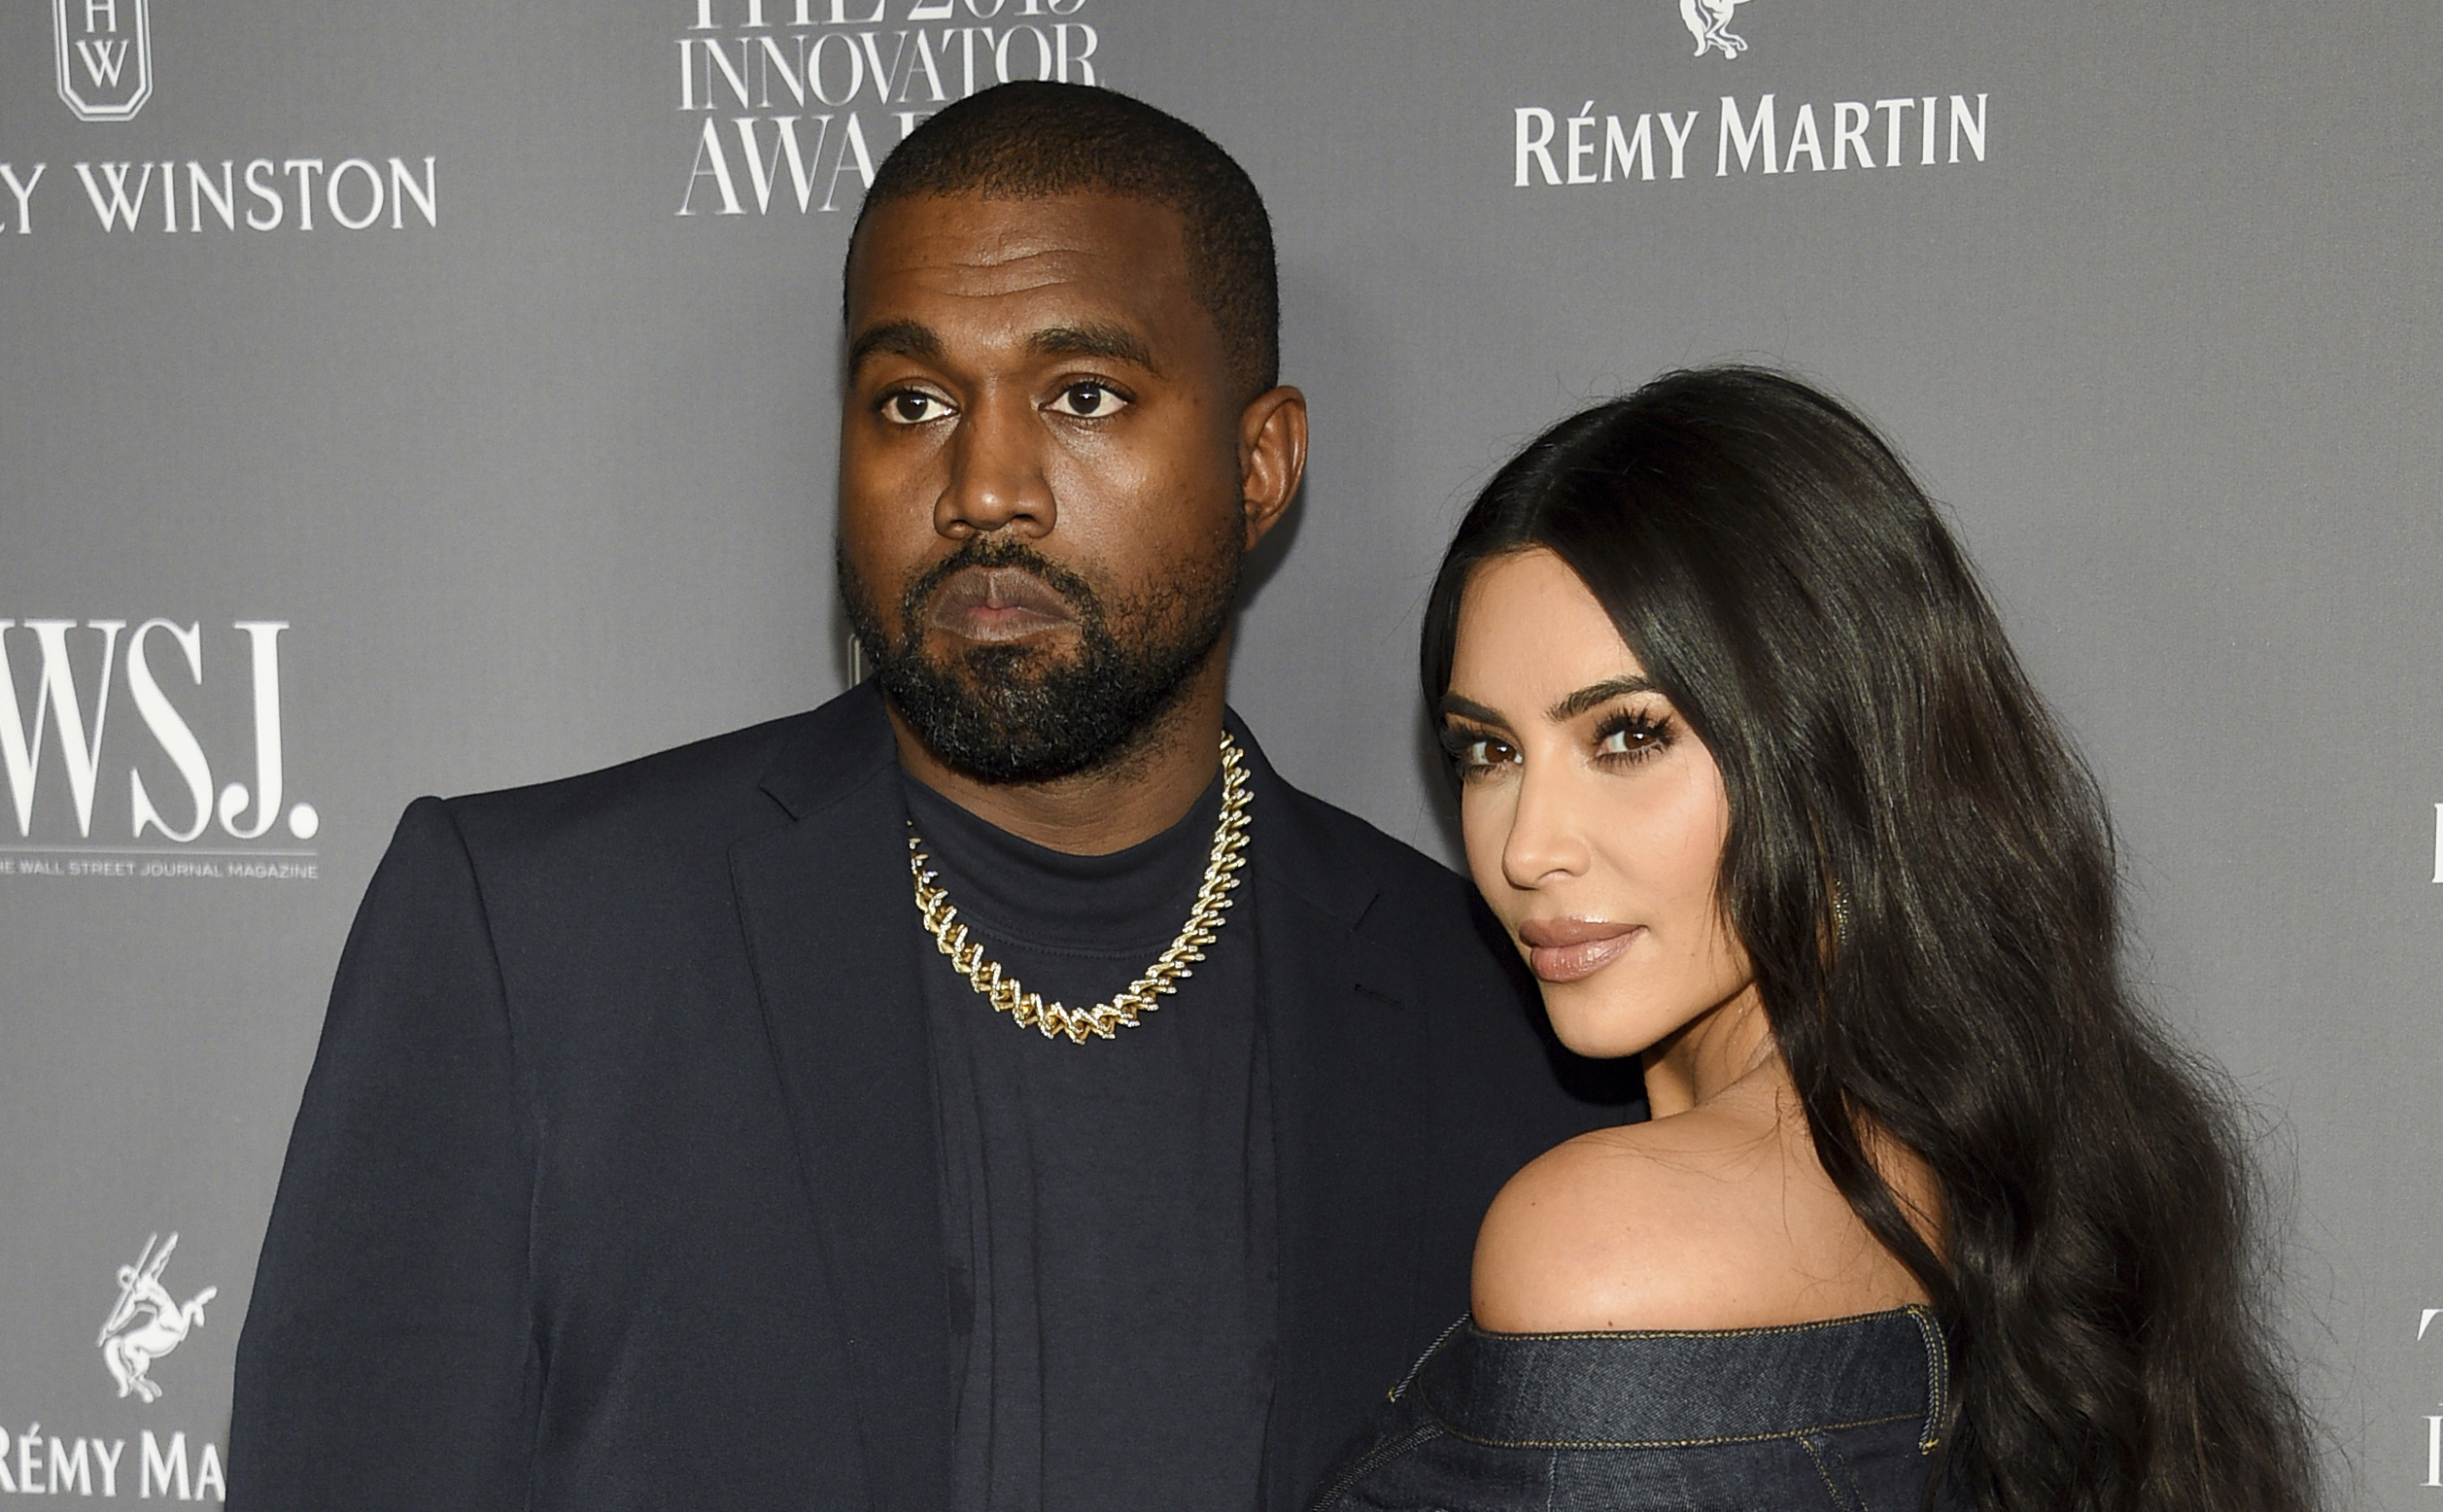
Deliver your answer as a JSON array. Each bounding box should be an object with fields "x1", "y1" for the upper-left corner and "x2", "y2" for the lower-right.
[
  {"x1": 98, "y1": 1233, "x2": 217, "y2": 1402},
  {"x1": 1678, "y1": 0, "x2": 1752, "y2": 58}
]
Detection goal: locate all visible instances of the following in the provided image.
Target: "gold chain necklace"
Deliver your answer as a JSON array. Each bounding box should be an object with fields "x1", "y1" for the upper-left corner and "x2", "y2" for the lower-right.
[{"x1": 907, "y1": 734, "x2": 1254, "y2": 1045}]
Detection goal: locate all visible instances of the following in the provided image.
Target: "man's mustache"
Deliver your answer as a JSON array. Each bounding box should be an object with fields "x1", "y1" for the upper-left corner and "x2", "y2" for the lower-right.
[{"x1": 901, "y1": 538, "x2": 1105, "y2": 633}]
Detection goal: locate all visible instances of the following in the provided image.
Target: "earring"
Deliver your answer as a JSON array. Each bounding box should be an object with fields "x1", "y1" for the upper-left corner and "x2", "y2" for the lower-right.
[{"x1": 1829, "y1": 884, "x2": 1851, "y2": 945}]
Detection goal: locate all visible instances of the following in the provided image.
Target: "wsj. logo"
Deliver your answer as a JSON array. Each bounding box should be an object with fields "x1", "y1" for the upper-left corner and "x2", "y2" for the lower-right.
[
  {"x1": 52, "y1": 0, "x2": 154, "y2": 122},
  {"x1": 99, "y1": 1234, "x2": 216, "y2": 1403},
  {"x1": 1678, "y1": 0, "x2": 1751, "y2": 59},
  {"x1": 2424, "y1": 1308, "x2": 2443, "y2": 1486},
  {"x1": 0, "y1": 619, "x2": 316, "y2": 844}
]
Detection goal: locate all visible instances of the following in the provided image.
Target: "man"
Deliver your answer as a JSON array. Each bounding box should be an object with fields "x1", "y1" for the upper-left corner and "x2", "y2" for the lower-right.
[{"x1": 229, "y1": 83, "x2": 1629, "y2": 1511}]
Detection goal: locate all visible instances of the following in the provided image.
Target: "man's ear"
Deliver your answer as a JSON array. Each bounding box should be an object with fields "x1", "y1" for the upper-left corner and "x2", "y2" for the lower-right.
[{"x1": 1235, "y1": 385, "x2": 1308, "y2": 550}]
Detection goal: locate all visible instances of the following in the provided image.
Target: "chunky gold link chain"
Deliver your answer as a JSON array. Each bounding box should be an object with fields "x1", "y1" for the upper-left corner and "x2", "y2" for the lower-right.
[{"x1": 907, "y1": 734, "x2": 1253, "y2": 1044}]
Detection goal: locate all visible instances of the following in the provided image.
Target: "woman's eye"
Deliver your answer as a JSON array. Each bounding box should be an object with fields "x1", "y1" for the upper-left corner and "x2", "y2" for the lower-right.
[
  {"x1": 1047, "y1": 382, "x2": 1127, "y2": 418},
  {"x1": 1449, "y1": 735, "x2": 1517, "y2": 778},
  {"x1": 1594, "y1": 716, "x2": 1669, "y2": 761},
  {"x1": 882, "y1": 391, "x2": 951, "y2": 425}
]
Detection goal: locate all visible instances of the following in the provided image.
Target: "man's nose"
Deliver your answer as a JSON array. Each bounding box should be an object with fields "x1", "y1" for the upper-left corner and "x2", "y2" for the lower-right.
[{"x1": 936, "y1": 396, "x2": 1053, "y2": 539}]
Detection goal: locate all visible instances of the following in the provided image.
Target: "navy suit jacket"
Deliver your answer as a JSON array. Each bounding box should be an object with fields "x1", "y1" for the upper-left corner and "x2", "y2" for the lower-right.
[{"x1": 229, "y1": 684, "x2": 1633, "y2": 1511}]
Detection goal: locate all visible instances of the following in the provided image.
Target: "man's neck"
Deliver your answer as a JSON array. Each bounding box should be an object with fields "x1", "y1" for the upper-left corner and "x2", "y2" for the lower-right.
[{"x1": 886, "y1": 661, "x2": 1231, "y2": 857}]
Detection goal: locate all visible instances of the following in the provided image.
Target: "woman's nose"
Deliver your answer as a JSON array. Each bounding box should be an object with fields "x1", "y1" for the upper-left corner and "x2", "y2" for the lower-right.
[{"x1": 1500, "y1": 761, "x2": 1590, "y2": 891}]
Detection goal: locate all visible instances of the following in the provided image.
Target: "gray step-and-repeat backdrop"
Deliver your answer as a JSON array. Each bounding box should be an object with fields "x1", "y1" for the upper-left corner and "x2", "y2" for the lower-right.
[{"x1": 3, "y1": 0, "x2": 2435, "y2": 1500}]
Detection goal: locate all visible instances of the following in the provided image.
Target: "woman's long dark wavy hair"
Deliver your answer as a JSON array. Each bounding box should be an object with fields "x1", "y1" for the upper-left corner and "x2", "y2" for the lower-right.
[{"x1": 1422, "y1": 366, "x2": 2319, "y2": 1512}]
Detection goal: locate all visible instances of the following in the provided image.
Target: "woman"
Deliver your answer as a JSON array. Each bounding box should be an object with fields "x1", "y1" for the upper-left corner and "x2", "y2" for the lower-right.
[{"x1": 1313, "y1": 367, "x2": 2319, "y2": 1512}]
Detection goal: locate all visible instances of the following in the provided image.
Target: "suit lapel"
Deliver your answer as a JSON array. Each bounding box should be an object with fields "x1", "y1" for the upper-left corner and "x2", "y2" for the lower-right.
[
  {"x1": 731, "y1": 686, "x2": 950, "y2": 1512},
  {"x1": 1238, "y1": 727, "x2": 1428, "y2": 1511}
]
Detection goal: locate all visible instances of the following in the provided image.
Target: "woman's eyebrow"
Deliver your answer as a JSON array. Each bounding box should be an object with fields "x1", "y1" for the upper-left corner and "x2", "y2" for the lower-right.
[
  {"x1": 1436, "y1": 693, "x2": 1507, "y2": 728},
  {"x1": 1548, "y1": 675, "x2": 1658, "y2": 723}
]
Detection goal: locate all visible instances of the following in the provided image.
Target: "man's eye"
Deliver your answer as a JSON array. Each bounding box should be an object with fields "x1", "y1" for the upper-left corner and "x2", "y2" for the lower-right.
[
  {"x1": 1047, "y1": 382, "x2": 1127, "y2": 418},
  {"x1": 882, "y1": 391, "x2": 951, "y2": 425}
]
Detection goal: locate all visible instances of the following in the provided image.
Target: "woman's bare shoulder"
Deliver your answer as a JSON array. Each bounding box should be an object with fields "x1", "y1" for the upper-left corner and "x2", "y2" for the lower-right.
[{"x1": 1468, "y1": 1104, "x2": 1928, "y2": 1334}]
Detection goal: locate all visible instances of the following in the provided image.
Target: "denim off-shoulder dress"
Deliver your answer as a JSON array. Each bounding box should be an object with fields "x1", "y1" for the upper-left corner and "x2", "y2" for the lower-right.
[{"x1": 1308, "y1": 1306, "x2": 1966, "y2": 1512}]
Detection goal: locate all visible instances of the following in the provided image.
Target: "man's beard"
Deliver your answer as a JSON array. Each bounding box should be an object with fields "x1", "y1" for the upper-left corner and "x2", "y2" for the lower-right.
[{"x1": 839, "y1": 530, "x2": 1242, "y2": 784}]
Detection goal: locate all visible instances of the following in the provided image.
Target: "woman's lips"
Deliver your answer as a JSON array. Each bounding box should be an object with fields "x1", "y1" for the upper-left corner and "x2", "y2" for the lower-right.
[{"x1": 1516, "y1": 917, "x2": 1641, "y2": 982}]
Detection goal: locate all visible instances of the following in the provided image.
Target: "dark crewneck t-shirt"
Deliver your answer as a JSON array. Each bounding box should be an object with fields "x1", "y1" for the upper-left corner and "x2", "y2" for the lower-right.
[{"x1": 900, "y1": 770, "x2": 1275, "y2": 1512}]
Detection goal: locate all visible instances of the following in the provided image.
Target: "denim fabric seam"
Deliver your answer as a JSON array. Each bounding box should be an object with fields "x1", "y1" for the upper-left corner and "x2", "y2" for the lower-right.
[
  {"x1": 1903, "y1": 1304, "x2": 1946, "y2": 1453},
  {"x1": 1798, "y1": 1431, "x2": 1864, "y2": 1512},
  {"x1": 1307, "y1": 1421, "x2": 1445, "y2": 1510},
  {"x1": 1391, "y1": 1316, "x2": 1471, "y2": 1402},
  {"x1": 1420, "y1": 1407, "x2": 1925, "y2": 1452},
  {"x1": 1467, "y1": 1302, "x2": 1935, "y2": 1344}
]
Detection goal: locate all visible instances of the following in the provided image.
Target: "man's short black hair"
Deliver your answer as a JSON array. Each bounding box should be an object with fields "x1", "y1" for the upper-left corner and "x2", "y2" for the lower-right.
[{"x1": 852, "y1": 81, "x2": 1280, "y2": 399}]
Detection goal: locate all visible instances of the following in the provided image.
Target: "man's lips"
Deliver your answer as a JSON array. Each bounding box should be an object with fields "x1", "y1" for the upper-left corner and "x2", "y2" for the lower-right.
[
  {"x1": 923, "y1": 566, "x2": 1077, "y2": 643},
  {"x1": 1515, "y1": 917, "x2": 1642, "y2": 983}
]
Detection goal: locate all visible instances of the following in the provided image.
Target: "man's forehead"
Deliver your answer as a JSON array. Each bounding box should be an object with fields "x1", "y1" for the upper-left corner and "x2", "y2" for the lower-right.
[
  {"x1": 845, "y1": 190, "x2": 1194, "y2": 314},
  {"x1": 847, "y1": 315, "x2": 1160, "y2": 377}
]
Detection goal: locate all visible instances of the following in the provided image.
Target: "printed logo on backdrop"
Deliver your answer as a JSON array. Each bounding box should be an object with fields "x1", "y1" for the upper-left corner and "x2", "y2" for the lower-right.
[
  {"x1": 6, "y1": 4, "x2": 437, "y2": 239},
  {"x1": 1516, "y1": 3, "x2": 1986, "y2": 189},
  {"x1": 99, "y1": 1235, "x2": 216, "y2": 1404},
  {"x1": 1678, "y1": 0, "x2": 1750, "y2": 59},
  {"x1": 0, "y1": 1235, "x2": 226, "y2": 1501},
  {"x1": 675, "y1": 0, "x2": 1109, "y2": 219},
  {"x1": 2423, "y1": 1308, "x2": 2443, "y2": 1489},
  {"x1": 0, "y1": 620, "x2": 320, "y2": 883},
  {"x1": 53, "y1": 0, "x2": 153, "y2": 120}
]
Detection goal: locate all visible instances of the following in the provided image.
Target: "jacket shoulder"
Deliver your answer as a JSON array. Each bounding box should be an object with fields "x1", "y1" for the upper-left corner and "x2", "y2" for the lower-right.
[
  {"x1": 399, "y1": 726, "x2": 790, "y2": 889},
  {"x1": 1265, "y1": 778, "x2": 1482, "y2": 923},
  {"x1": 444, "y1": 711, "x2": 809, "y2": 839},
  {"x1": 428, "y1": 684, "x2": 892, "y2": 867},
  {"x1": 1265, "y1": 773, "x2": 1644, "y2": 1115}
]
